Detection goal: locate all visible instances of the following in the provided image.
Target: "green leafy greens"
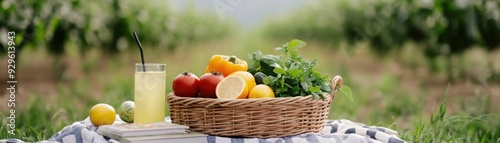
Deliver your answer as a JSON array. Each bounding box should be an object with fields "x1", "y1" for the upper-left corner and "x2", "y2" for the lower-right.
[{"x1": 248, "y1": 39, "x2": 333, "y2": 99}]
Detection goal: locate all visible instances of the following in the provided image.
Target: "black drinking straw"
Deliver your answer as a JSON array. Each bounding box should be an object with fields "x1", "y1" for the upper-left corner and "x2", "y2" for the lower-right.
[{"x1": 133, "y1": 32, "x2": 146, "y2": 72}]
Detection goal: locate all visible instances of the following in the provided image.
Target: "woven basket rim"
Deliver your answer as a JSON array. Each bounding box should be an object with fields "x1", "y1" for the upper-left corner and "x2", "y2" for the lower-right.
[
  {"x1": 167, "y1": 92, "x2": 333, "y2": 100},
  {"x1": 167, "y1": 93, "x2": 334, "y2": 108}
]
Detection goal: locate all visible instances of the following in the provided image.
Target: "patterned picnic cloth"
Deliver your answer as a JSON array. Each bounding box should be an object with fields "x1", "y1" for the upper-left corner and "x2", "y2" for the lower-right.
[{"x1": 2, "y1": 115, "x2": 406, "y2": 143}]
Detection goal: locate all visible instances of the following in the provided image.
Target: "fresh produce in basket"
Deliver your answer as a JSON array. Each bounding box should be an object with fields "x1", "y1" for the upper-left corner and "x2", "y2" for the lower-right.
[
  {"x1": 204, "y1": 55, "x2": 248, "y2": 77},
  {"x1": 172, "y1": 72, "x2": 199, "y2": 97},
  {"x1": 118, "y1": 101, "x2": 134, "y2": 123},
  {"x1": 198, "y1": 71, "x2": 224, "y2": 98},
  {"x1": 248, "y1": 39, "x2": 332, "y2": 99},
  {"x1": 166, "y1": 39, "x2": 351, "y2": 138},
  {"x1": 89, "y1": 103, "x2": 116, "y2": 127}
]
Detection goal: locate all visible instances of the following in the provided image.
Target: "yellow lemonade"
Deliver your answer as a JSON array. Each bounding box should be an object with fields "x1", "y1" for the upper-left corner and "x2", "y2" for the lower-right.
[{"x1": 134, "y1": 64, "x2": 166, "y2": 124}]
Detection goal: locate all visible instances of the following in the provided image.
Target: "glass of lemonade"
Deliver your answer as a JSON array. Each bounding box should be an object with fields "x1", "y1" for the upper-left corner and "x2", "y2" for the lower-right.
[{"x1": 134, "y1": 63, "x2": 166, "y2": 124}]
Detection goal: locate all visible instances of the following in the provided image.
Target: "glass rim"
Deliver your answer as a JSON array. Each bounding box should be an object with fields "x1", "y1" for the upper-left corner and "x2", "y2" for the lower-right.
[{"x1": 135, "y1": 63, "x2": 165, "y2": 72}]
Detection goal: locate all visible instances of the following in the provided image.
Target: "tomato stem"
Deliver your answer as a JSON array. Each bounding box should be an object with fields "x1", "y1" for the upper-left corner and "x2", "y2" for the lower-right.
[{"x1": 210, "y1": 70, "x2": 223, "y2": 76}]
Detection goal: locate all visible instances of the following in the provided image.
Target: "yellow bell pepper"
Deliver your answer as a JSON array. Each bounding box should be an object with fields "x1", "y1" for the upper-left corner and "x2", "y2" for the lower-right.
[{"x1": 205, "y1": 55, "x2": 248, "y2": 77}]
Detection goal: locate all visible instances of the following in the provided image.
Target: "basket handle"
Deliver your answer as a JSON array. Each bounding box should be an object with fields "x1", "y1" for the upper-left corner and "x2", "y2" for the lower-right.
[{"x1": 331, "y1": 75, "x2": 343, "y2": 98}]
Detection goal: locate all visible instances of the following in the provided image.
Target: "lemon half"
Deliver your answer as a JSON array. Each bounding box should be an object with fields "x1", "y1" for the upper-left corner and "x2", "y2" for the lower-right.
[{"x1": 216, "y1": 76, "x2": 248, "y2": 99}]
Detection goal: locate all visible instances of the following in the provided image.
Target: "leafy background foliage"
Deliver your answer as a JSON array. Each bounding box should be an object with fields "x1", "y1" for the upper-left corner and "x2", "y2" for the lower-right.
[
  {"x1": 264, "y1": 0, "x2": 500, "y2": 55},
  {"x1": 0, "y1": 0, "x2": 234, "y2": 55},
  {"x1": 263, "y1": 0, "x2": 500, "y2": 79}
]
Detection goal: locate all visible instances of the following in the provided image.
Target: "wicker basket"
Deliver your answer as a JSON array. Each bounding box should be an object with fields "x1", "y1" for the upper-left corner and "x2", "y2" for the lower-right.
[{"x1": 167, "y1": 75, "x2": 343, "y2": 138}]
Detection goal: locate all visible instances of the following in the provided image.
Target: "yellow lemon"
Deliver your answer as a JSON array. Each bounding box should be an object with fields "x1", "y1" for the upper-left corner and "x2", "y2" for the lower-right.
[
  {"x1": 229, "y1": 71, "x2": 257, "y2": 92},
  {"x1": 248, "y1": 85, "x2": 275, "y2": 98},
  {"x1": 216, "y1": 76, "x2": 248, "y2": 99},
  {"x1": 90, "y1": 103, "x2": 116, "y2": 126}
]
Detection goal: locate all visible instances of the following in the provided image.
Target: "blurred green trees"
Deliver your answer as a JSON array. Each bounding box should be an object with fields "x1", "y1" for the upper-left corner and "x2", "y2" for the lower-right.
[
  {"x1": 264, "y1": 0, "x2": 500, "y2": 55},
  {"x1": 0, "y1": 0, "x2": 234, "y2": 55},
  {"x1": 263, "y1": 0, "x2": 500, "y2": 80}
]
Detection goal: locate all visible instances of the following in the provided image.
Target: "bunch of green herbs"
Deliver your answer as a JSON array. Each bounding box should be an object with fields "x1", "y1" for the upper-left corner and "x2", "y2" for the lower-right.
[{"x1": 248, "y1": 39, "x2": 339, "y2": 99}]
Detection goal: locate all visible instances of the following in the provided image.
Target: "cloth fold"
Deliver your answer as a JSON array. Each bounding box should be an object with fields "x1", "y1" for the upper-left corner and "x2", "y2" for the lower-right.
[{"x1": 3, "y1": 116, "x2": 406, "y2": 143}]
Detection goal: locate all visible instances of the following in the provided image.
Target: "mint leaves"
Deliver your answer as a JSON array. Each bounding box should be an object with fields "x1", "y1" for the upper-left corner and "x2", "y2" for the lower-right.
[{"x1": 248, "y1": 39, "x2": 333, "y2": 99}]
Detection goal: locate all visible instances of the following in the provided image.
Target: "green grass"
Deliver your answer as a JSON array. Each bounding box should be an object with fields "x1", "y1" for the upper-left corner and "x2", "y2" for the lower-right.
[
  {"x1": 401, "y1": 85, "x2": 500, "y2": 142},
  {"x1": 1, "y1": 33, "x2": 499, "y2": 142}
]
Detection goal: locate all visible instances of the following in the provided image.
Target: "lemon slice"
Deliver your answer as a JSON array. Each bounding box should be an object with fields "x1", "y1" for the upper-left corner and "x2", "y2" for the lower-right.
[{"x1": 216, "y1": 76, "x2": 248, "y2": 99}]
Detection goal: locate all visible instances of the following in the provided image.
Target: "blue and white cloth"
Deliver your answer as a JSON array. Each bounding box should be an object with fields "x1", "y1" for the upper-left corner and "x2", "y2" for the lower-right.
[
  {"x1": 2, "y1": 116, "x2": 406, "y2": 143},
  {"x1": 206, "y1": 119, "x2": 405, "y2": 143}
]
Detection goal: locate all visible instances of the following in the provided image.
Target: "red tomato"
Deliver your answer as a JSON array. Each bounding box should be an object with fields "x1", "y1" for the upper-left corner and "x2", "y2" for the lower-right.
[
  {"x1": 199, "y1": 72, "x2": 224, "y2": 98},
  {"x1": 172, "y1": 72, "x2": 199, "y2": 97}
]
